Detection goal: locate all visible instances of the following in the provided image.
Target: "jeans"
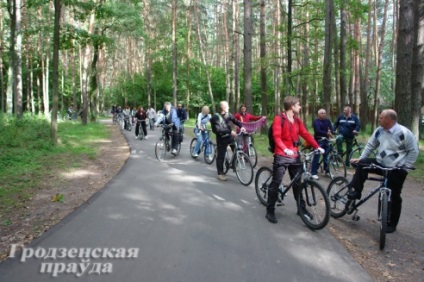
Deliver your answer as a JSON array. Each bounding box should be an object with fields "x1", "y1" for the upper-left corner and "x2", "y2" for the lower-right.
[
  {"x1": 266, "y1": 155, "x2": 303, "y2": 213},
  {"x1": 350, "y1": 158, "x2": 408, "y2": 227},
  {"x1": 193, "y1": 130, "x2": 210, "y2": 156},
  {"x1": 336, "y1": 134, "x2": 353, "y2": 165},
  {"x1": 149, "y1": 118, "x2": 155, "y2": 130},
  {"x1": 311, "y1": 139, "x2": 330, "y2": 175}
]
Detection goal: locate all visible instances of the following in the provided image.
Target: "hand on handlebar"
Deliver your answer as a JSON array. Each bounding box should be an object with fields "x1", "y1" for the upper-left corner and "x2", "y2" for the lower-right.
[
  {"x1": 284, "y1": 149, "x2": 294, "y2": 156},
  {"x1": 317, "y1": 147, "x2": 325, "y2": 154}
]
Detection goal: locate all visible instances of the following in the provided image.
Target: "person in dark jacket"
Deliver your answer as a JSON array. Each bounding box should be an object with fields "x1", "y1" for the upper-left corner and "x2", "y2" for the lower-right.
[
  {"x1": 155, "y1": 102, "x2": 181, "y2": 155},
  {"x1": 134, "y1": 107, "x2": 148, "y2": 139},
  {"x1": 333, "y1": 106, "x2": 360, "y2": 166},
  {"x1": 210, "y1": 101, "x2": 245, "y2": 181}
]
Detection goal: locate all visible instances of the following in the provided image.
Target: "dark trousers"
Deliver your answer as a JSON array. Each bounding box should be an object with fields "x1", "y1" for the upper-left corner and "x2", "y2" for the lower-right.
[
  {"x1": 350, "y1": 158, "x2": 408, "y2": 227},
  {"x1": 135, "y1": 121, "x2": 147, "y2": 137},
  {"x1": 216, "y1": 136, "x2": 232, "y2": 175},
  {"x1": 336, "y1": 135, "x2": 354, "y2": 165},
  {"x1": 267, "y1": 155, "x2": 303, "y2": 213},
  {"x1": 168, "y1": 128, "x2": 180, "y2": 150}
]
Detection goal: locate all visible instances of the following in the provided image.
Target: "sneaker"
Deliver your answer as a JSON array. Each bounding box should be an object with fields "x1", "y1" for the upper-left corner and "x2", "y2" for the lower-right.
[
  {"x1": 266, "y1": 212, "x2": 278, "y2": 224},
  {"x1": 172, "y1": 149, "x2": 178, "y2": 155},
  {"x1": 217, "y1": 174, "x2": 227, "y2": 181},
  {"x1": 145, "y1": 136, "x2": 148, "y2": 140},
  {"x1": 297, "y1": 209, "x2": 314, "y2": 220},
  {"x1": 325, "y1": 171, "x2": 331, "y2": 177},
  {"x1": 386, "y1": 225, "x2": 397, "y2": 234},
  {"x1": 347, "y1": 190, "x2": 361, "y2": 200},
  {"x1": 135, "y1": 136, "x2": 138, "y2": 139},
  {"x1": 311, "y1": 175, "x2": 319, "y2": 180},
  {"x1": 193, "y1": 153, "x2": 199, "y2": 158}
]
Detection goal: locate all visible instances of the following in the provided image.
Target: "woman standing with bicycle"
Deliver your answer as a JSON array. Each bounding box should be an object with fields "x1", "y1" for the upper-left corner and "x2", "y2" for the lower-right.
[
  {"x1": 192, "y1": 106, "x2": 212, "y2": 158},
  {"x1": 347, "y1": 109, "x2": 419, "y2": 233},
  {"x1": 210, "y1": 101, "x2": 245, "y2": 181},
  {"x1": 265, "y1": 96, "x2": 324, "y2": 224}
]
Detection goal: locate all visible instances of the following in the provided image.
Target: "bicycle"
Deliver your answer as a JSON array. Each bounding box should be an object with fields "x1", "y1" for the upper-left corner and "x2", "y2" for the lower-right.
[
  {"x1": 302, "y1": 137, "x2": 347, "y2": 179},
  {"x1": 136, "y1": 119, "x2": 146, "y2": 140},
  {"x1": 190, "y1": 129, "x2": 217, "y2": 164},
  {"x1": 255, "y1": 150, "x2": 330, "y2": 230},
  {"x1": 238, "y1": 117, "x2": 267, "y2": 168},
  {"x1": 326, "y1": 164, "x2": 414, "y2": 249},
  {"x1": 155, "y1": 124, "x2": 181, "y2": 161},
  {"x1": 335, "y1": 136, "x2": 376, "y2": 168},
  {"x1": 222, "y1": 133, "x2": 254, "y2": 186}
]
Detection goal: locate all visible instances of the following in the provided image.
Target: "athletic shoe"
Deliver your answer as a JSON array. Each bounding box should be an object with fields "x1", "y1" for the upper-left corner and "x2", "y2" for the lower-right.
[
  {"x1": 193, "y1": 153, "x2": 199, "y2": 158},
  {"x1": 217, "y1": 174, "x2": 227, "y2": 181},
  {"x1": 172, "y1": 149, "x2": 177, "y2": 155},
  {"x1": 311, "y1": 175, "x2": 319, "y2": 180},
  {"x1": 266, "y1": 212, "x2": 278, "y2": 224}
]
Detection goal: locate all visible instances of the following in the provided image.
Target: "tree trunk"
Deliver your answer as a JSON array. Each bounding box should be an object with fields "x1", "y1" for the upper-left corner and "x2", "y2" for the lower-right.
[
  {"x1": 243, "y1": 0, "x2": 252, "y2": 112},
  {"x1": 339, "y1": 1, "x2": 347, "y2": 111},
  {"x1": 322, "y1": 0, "x2": 333, "y2": 115},
  {"x1": 411, "y1": 0, "x2": 424, "y2": 137},
  {"x1": 51, "y1": 0, "x2": 61, "y2": 144},
  {"x1": 0, "y1": 6, "x2": 5, "y2": 112},
  {"x1": 259, "y1": 0, "x2": 267, "y2": 124},
  {"x1": 6, "y1": 0, "x2": 16, "y2": 114},
  {"x1": 395, "y1": 0, "x2": 414, "y2": 128},
  {"x1": 353, "y1": 19, "x2": 361, "y2": 114},
  {"x1": 273, "y1": 0, "x2": 280, "y2": 115},
  {"x1": 361, "y1": 0, "x2": 373, "y2": 131},
  {"x1": 172, "y1": 0, "x2": 178, "y2": 106},
  {"x1": 232, "y1": 0, "x2": 240, "y2": 112}
]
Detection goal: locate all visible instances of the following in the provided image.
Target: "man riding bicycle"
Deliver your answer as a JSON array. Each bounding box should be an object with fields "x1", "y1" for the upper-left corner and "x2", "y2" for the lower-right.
[
  {"x1": 155, "y1": 102, "x2": 181, "y2": 155},
  {"x1": 348, "y1": 109, "x2": 419, "y2": 233}
]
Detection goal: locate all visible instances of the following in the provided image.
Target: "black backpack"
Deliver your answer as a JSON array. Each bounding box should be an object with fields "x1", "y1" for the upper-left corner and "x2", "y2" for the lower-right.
[{"x1": 268, "y1": 113, "x2": 284, "y2": 153}]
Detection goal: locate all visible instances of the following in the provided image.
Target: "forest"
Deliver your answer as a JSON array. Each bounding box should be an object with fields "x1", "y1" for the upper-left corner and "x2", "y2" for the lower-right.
[{"x1": 1, "y1": 0, "x2": 423, "y2": 141}]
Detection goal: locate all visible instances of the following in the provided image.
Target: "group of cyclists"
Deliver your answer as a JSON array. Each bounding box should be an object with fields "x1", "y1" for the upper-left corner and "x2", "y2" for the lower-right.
[{"x1": 114, "y1": 97, "x2": 419, "y2": 234}]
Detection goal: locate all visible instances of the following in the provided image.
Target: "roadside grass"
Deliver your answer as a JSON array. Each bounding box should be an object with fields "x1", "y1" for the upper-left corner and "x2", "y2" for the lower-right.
[{"x1": 0, "y1": 114, "x2": 110, "y2": 219}]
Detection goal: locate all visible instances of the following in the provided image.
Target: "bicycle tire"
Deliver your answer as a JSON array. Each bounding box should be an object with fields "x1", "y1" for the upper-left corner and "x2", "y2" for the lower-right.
[
  {"x1": 379, "y1": 192, "x2": 388, "y2": 250},
  {"x1": 155, "y1": 138, "x2": 166, "y2": 161},
  {"x1": 297, "y1": 180, "x2": 330, "y2": 230},
  {"x1": 235, "y1": 152, "x2": 254, "y2": 186},
  {"x1": 138, "y1": 126, "x2": 144, "y2": 140},
  {"x1": 190, "y1": 138, "x2": 198, "y2": 158},
  {"x1": 328, "y1": 155, "x2": 347, "y2": 179},
  {"x1": 327, "y1": 176, "x2": 351, "y2": 218},
  {"x1": 204, "y1": 143, "x2": 216, "y2": 165},
  {"x1": 247, "y1": 145, "x2": 258, "y2": 168},
  {"x1": 255, "y1": 166, "x2": 273, "y2": 206},
  {"x1": 223, "y1": 152, "x2": 231, "y2": 175}
]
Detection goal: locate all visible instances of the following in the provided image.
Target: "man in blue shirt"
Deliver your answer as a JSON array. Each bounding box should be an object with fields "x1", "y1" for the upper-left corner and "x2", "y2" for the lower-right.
[
  {"x1": 156, "y1": 102, "x2": 181, "y2": 155},
  {"x1": 334, "y1": 106, "x2": 360, "y2": 166},
  {"x1": 311, "y1": 109, "x2": 334, "y2": 179}
]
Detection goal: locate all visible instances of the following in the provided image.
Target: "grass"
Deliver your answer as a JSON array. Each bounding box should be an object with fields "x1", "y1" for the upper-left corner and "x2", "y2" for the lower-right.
[{"x1": 0, "y1": 113, "x2": 110, "y2": 215}]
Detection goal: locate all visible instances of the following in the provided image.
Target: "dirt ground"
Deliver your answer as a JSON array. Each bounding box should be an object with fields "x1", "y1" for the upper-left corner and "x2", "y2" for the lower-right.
[{"x1": 0, "y1": 123, "x2": 423, "y2": 281}]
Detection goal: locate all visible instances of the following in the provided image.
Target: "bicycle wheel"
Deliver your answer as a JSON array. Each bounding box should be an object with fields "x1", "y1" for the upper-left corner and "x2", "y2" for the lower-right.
[
  {"x1": 328, "y1": 155, "x2": 347, "y2": 179},
  {"x1": 155, "y1": 138, "x2": 166, "y2": 161},
  {"x1": 327, "y1": 176, "x2": 351, "y2": 218},
  {"x1": 138, "y1": 126, "x2": 144, "y2": 140},
  {"x1": 223, "y1": 152, "x2": 231, "y2": 175},
  {"x1": 255, "y1": 166, "x2": 273, "y2": 206},
  {"x1": 190, "y1": 138, "x2": 198, "y2": 158},
  {"x1": 247, "y1": 144, "x2": 258, "y2": 168},
  {"x1": 379, "y1": 192, "x2": 388, "y2": 250},
  {"x1": 234, "y1": 152, "x2": 254, "y2": 186},
  {"x1": 297, "y1": 180, "x2": 330, "y2": 230},
  {"x1": 204, "y1": 142, "x2": 216, "y2": 165}
]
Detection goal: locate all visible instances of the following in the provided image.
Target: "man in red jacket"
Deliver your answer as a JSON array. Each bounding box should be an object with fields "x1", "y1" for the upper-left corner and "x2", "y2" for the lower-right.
[{"x1": 266, "y1": 96, "x2": 324, "y2": 224}]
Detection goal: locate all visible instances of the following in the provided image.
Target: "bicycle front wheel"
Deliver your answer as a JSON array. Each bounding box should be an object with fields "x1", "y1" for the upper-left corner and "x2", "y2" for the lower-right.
[
  {"x1": 255, "y1": 166, "x2": 273, "y2": 206},
  {"x1": 297, "y1": 180, "x2": 330, "y2": 230},
  {"x1": 223, "y1": 152, "x2": 231, "y2": 175},
  {"x1": 155, "y1": 138, "x2": 166, "y2": 161},
  {"x1": 327, "y1": 176, "x2": 351, "y2": 218},
  {"x1": 190, "y1": 138, "x2": 198, "y2": 158},
  {"x1": 247, "y1": 145, "x2": 258, "y2": 168},
  {"x1": 234, "y1": 152, "x2": 253, "y2": 186},
  {"x1": 328, "y1": 155, "x2": 347, "y2": 179},
  {"x1": 379, "y1": 192, "x2": 388, "y2": 250},
  {"x1": 204, "y1": 143, "x2": 216, "y2": 165}
]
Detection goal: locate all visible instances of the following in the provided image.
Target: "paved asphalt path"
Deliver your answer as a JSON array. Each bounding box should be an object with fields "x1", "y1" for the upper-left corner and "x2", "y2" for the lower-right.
[{"x1": 0, "y1": 122, "x2": 372, "y2": 282}]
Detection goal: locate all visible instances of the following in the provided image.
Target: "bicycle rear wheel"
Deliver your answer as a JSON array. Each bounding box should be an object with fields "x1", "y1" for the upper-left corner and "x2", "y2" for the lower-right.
[
  {"x1": 235, "y1": 152, "x2": 253, "y2": 186},
  {"x1": 155, "y1": 138, "x2": 166, "y2": 161},
  {"x1": 327, "y1": 176, "x2": 351, "y2": 218},
  {"x1": 137, "y1": 126, "x2": 144, "y2": 140},
  {"x1": 379, "y1": 192, "x2": 388, "y2": 250},
  {"x1": 247, "y1": 145, "x2": 258, "y2": 168},
  {"x1": 190, "y1": 138, "x2": 198, "y2": 158},
  {"x1": 328, "y1": 155, "x2": 347, "y2": 179},
  {"x1": 255, "y1": 167, "x2": 273, "y2": 206},
  {"x1": 297, "y1": 180, "x2": 330, "y2": 230},
  {"x1": 204, "y1": 142, "x2": 216, "y2": 165}
]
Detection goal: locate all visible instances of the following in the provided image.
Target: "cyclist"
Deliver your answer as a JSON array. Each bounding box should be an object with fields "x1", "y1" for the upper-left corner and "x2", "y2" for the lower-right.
[
  {"x1": 134, "y1": 106, "x2": 148, "y2": 139},
  {"x1": 155, "y1": 102, "x2": 181, "y2": 155},
  {"x1": 192, "y1": 106, "x2": 212, "y2": 158},
  {"x1": 348, "y1": 109, "x2": 418, "y2": 233},
  {"x1": 147, "y1": 106, "x2": 156, "y2": 131},
  {"x1": 311, "y1": 109, "x2": 334, "y2": 179},
  {"x1": 177, "y1": 103, "x2": 187, "y2": 132},
  {"x1": 234, "y1": 104, "x2": 265, "y2": 148},
  {"x1": 265, "y1": 96, "x2": 324, "y2": 224},
  {"x1": 334, "y1": 106, "x2": 360, "y2": 167},
  {"x1": 210, "y1": 101, "x2": 246, "y2": 181}
]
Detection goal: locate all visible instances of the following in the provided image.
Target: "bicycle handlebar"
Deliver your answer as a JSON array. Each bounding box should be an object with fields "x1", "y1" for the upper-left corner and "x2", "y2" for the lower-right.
[{"x1": 363, "y1": 163, "x2": 415, "y2": 171}]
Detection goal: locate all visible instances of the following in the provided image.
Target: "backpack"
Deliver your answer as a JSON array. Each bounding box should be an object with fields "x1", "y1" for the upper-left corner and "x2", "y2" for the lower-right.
[{"x1": 268, "y1": 113, "x2": 284, "y2": 153}]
